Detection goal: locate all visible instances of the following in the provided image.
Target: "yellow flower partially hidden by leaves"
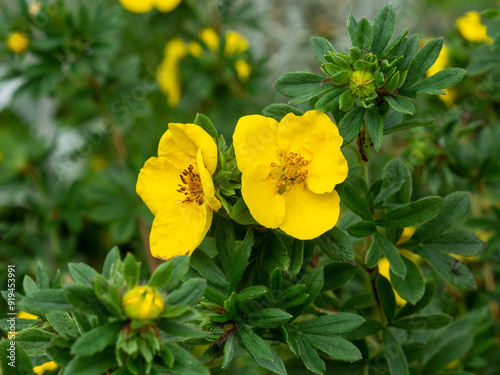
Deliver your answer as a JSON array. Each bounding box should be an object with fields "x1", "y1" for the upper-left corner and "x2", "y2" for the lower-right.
[
  {"x1": 6, "y1": 32, "x2": 29, "y2": 54},
  {"x1": 426, "y1": 44, "x2": 456, "y2": 107},
  {"x1": 233, "y1": 110, "x2": 348, "y2": 240},
  {"x1": 119, "y1": 0, "x2": 182, "y2": 13},
  {"x1": 234, "y1": 59, "x2": 252, "y2": 82},
  {"x1": 122, "y1": 286, "x2": 164, "y2": 320},
  {"x1": 456, "y1": 11, "x2": 493, "y2": 44},
  {"x1": 33, "y1": 361, "x2": 58, "y2": 375},
  {"x1": 137, "y1": 123, "x2": 221, "y2": 259},
  {"x1": 18, "y1": 311, "x2": 39, "y2": 320},
  {"x1": 378, "y1": 257, "x2": 406, "y2": 306},
  {"x1": 157, "y1": 38, "x2": 187, "y2": 107}
]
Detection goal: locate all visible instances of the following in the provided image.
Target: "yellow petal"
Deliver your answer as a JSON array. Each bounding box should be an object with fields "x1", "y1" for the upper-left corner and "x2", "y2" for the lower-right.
[
  {"x1": 17, "y1": 311, "x2": 38, "y2": 320},
  {"x1": 155, "y1": 0, "x2": 182, "y2": 12},
  {"x1": 196, "y1": 149, "x2": 221, "y2": 211},
  {"x1": 241, "y1": 163, "x2": 285, "y2": 229},
  {"x1": 119, "y1": 0, "x2": 154, "y2": 13},
  {"x1": 279, "y1": 111, "x2": 348, "y2": 194},
  {"x1": 233, "y1": 115, "x2": 281, "y2": 174},
  {"x1": 224, "y1": 30, "x2": 249, "y2": 56},
  {"x1": 168, "y1": 123, "x2": 218, "y2": 174},
  {"x1": 33, "y1": 361, "x2": 58, "y2": 374},
  {"x1": 378, "y1": 258, "x2": 406, "y2": 306},
  {"x1": 136, "y1": 156, "x2": 183, "y2": 216},
  {"x1": 235, "y1": 59, "x2": 252, "y2": 82},
  {"x1": 157, "y1": 130, "x2": 192, "y2": 169},
  {"x1": 150, "y1": 201, "x2": 210, "y2": 259},
  {"x1": 279, "y1": 184, "x2": 341, "y2": 240},
  {"x1": 456, "y1": 11, "x2": 492, "y2": 44}
]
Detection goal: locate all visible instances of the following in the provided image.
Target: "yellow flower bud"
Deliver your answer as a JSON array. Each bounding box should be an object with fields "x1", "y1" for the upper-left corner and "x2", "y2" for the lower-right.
[
  {"x1": 349, "y1": 70, "x2": 375, "y2": 98},
  {"x1": 122, "y1": 286, "x2": 164, "y2": 321},
  {"x1": 6, "y1": 32, "x2": 29, "y2": 54}
]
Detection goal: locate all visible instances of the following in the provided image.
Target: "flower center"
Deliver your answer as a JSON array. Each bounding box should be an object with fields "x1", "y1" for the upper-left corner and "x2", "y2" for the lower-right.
[
  {"x1": 269, "y1": 152, "x2": 309, "y2": 194},
  {"x1": 177, "y1": 164, "x2": 204, "y2": 204}
]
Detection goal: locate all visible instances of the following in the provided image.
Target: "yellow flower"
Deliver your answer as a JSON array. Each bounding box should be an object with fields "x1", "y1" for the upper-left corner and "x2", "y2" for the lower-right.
[
  {"x1": 157, "y1": 38, "x2": 187, "y2": 107},
  {"x1": 456, "y1": 11, "x2": 493, "y2": 44},
  {"x1": 234, "y1": 59, "x2": 252, "y2": 82},
  {"x1": 378, "y1": 257, "x2": 406, "y2": 306},
  {"x1": 199, "y1": 28, "x2": 219, "y2": 52},
  {"x1": 426, "y1": 43, "x2": 456, "y2": 107},
  {"x1": 224, "y1": 30, "x2": 249, "y2": 56},
  {"x1": 118, "y1": 0, "x2": 182, "y2": 13},
  {"x1": 122, "y1": 286, "x2": 164, "y2": 320},
  {"x1": 33, "y1": 361, "x2": 58, "y2": 375},
  {"x1": 137, "y1": 123, "x2": 221, "y2": 259},
  {"x1": 233, "y1": 110, "x2": 348, "y2": 240},
  {"x1": 6, "y1": 32, "x2": 29, "y2": 54}
]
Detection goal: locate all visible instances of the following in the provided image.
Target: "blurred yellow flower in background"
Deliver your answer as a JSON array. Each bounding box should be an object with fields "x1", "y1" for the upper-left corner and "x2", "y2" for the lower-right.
[
  {"x1": 6, "y1": 32, "x2": 29, "y2": 54},
  {"x1": 157, "y1": 38, "x2": 187, "y2": 107},
  {"x1": 136, "y1": 123, "x2": 221, "y2": 259},
  {"x1": 426, "y1": 43, "x2": 456, "y2": 107},
  {"x1": 157, "y1": 28, "x2": 252, "y2": 106},
  {"x1": 233, "y1": 110, "x2": 348, "y2": 240},
  {"x1": 33, "y1": 361, "x2": 58, "y2": 375},
  {"x1": 119, "y1": 0, "x2": 182, "y2": 13},
  {"x1": 18, "y1": 311, "x2": 39, "y2": 320},
  {"x1": 456, "y1": 11, "x2": 493, "y2": 44}
]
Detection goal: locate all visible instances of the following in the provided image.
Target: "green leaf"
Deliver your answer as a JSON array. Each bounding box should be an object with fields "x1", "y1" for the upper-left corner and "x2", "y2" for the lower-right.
[
  {"x1": 402, "y1": 34, "x2": 420, "y2": 70},
  {"x1": 20, "y1": 290, "x2": 75, "y2": 314},
  {"x1": 383, "y1": 118, "x2": 434, "y2": 134},
  {"x1": 396, "y1": 280, "x2": 435, "y2": 319},
  {"x1": 305, "y1": 334, "x2": 362, "y2": 362},
  {"x1": 385, "y1": 95, "x2": 415, "y2": 115},
  {"x1": 288, "y1": 239, "x2": 304, "y2": 278},
  {"x1": 222, "y1": 334, "x2": 235, "y2": 369},
  {"x1": 288, "y1": 268, "x2": 324, "y2": 320},
  {"x1": 365, "y1": 107, "x2": 383, "y2": 151},
  {"x1": 292, "y1": 330, "x2": 326, "y2": 374},
  {"x1": 339, "y1": 183, "x2": 373, "y2": 220},
  {"x1": 164, "y1": 343, "x2": 210, "y2": 375},
  {"x1": 166, "y1": 278, "x2": 207, "y2": 305},
  {"x1": 339, "y1": 90, "x2": 356, "y2": 111},
  {"x1": 314, "y1": 89, "x2": 344, "y2": 112},
  {"x1": 23, "y1": 276, "x2": 38, "y2": 296},
  {"x1": 295, "y1": 313, "x2": 365, "y2": 334},
  {"x1": 365, "y1": 239, "x2": 381, "y2": 268},
  {"x1": 347, "y1": 14, "x2": 359, "y2": 46},
  {"x1": 423, "y1": 333, "x2": 473, "y2": 372},
  {"x1": 194, "y1": 113, "x2": 217, "y2": 139},
  {"x1": 122, "y1": 253, "x2": 140, "y2": 289},
  {"x1": 382, "y1": 158, "x2": 412, "y2": 204},
  {"x1": 411, "y1": 192, "x2": 471, "y2": 243},
  {"x1": 250, "y1": 346, "x2": 287, "y2": 375},
  {"x1": 229, "y1": 229, "x2": 254, "y2": 287},
  {"x1": 190, "y1": 249, "x2": 229, "y2": 288},
  {"x1": 238, "y1": 286, "x2": 267, "y2": 302},
  {"x1": 65, "y1": 284, "x2": 108, "y2": 316},
  {"x1": 13, "y1": 328, "x2": 56, "y2": 356},
  {"x1": 232, "y1": 198, "x2": 259, "y2": 225},
  {"x1": 374, "y1": 180, "x2": 405, "y2": 206},
  {"x1": 346, "y1": 221, "x2": 377, "y2": 238},
  {"x1": 392, "y1": 314, "x2": 452, "y2": 331},
  {"x1": 262, "y1": 103, "x2": 303, "y2": 121},
  {"x1": 102, "y1": 246, "x2": 120, "y2": 279},
  {"x1": 342, "y1": 319, "x2": 384, "y2": 340},
  {"x1": 422, "y1": 231, "x2": 484, "y2": 256},
  {"x1": 47, "y1": 312, "x2": 79, "y2": 339},
  {"x1": 246, "y1": 308, "x2": 292, "y2": 328},
  {"x1": 149, "y1": 261, "x2": 173, "y2": 291},
  {"x1": 239, "y1": 325, "x2": 273, "y2": 361},
  {"x1": 382, "y1": 329, "x2": 410, "y2": 375},
  {"x1": 338, "y1": 106, "x2": 365, "y2": 145},
  {"x1": 72, "y1": 321, "x2": 123, "y2": 356},
  {"x1": 376, "y1": 275, "x2": 396, "y2": 323},
  {"x1": 410, "y1": 67, "x2": 466, "y2": 93},
  {"x1": 390, "y1": 256, "x2": 424, "y2": 304},
  {"x1": 404, "y1": 37, "x2": 443, "y2": 87},
  {"x1": 69, "y1": 263, "x2": 101, "y2": 288},
  {"x1": 353, "y1": 18, "x2": 373, "y2": 49},
  {"x1": 312, "y1": 36, "x2": 336, "y2": 64},
  {"x1": 370, "y1": 4, "x2": 396, "y2": 55},
  {"x1": 274, "y1": 72, "x2": 331, "y2": 102},
  {"x1": 0, "y1": 340, "x2": 35, "y2": 375},
  {"x1": 417, "y1": 247, "x2": 476, "y2": 290},
  {"x1": 316, "y1": 227, "x2": 354, "y2": 262},
  {"x1": 382, "y1": 27, "x2": 409, "y2": 57},
  {"x1": 322, "y1": 262, "x2": 357, "y2": 291},
  {"x1": 375, "y1": 196, "x2": 443, "y2": 228},
  {"x1": 375, "y1": 233, "x2": 406, "y2": 278},
  {"x1": 36, "y1": 262, "x2": 49, "y2": 289}
]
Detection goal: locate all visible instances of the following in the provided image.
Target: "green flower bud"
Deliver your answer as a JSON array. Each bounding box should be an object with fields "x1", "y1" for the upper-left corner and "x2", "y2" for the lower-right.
[
  {"x1": 349, "y1": 71, "x2": 376, "y2": 98},
  {"x1": 122, "y1": 286, "x2": 164, "y2": 321}
]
